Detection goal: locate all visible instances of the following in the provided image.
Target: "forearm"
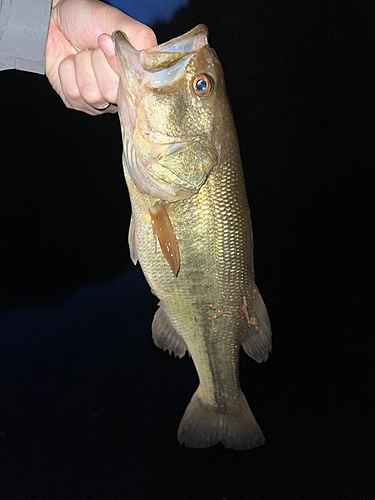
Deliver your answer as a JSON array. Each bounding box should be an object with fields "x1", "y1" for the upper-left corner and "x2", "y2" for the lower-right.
[{"x1": 0, "y1": 0, "x2": 51, "y2": 73}]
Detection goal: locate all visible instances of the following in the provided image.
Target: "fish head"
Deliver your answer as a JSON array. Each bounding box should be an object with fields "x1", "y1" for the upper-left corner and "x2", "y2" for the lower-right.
[{"x1": 114, "y1": 25, "x2": 228, "y2": 202}]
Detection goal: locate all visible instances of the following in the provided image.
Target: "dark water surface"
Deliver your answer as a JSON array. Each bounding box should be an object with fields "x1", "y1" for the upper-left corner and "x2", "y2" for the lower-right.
[{"x1": 1, "y1": 1, "x2": 373, "y2": 498}]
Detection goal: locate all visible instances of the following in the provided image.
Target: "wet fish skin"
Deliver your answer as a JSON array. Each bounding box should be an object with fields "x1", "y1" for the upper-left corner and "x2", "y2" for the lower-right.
[{"x1": 114, "y1": 25, "x2": 272, "y2": 450}]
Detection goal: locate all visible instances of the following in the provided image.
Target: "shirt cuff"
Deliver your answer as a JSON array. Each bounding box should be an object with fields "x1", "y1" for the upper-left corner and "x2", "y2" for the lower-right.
[{"x1": 0, "y1": 0, "x2": 52, "y2": 74}]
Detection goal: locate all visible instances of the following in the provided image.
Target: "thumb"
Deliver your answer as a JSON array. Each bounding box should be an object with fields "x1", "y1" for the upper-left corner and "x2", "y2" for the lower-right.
[{"x1": 52, "y1": 0, "x2": 157, "y2": 52}]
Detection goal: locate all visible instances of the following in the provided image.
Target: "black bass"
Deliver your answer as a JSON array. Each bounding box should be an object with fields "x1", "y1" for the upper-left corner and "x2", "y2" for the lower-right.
[{"x1": 114, "y1": 25, "x2": 271, "y2": 450}]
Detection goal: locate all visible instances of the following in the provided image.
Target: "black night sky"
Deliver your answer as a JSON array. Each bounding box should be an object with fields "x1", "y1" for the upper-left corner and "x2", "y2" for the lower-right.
[{"x1": 0, "y1": 1, "x2": 374, "y2": 498}]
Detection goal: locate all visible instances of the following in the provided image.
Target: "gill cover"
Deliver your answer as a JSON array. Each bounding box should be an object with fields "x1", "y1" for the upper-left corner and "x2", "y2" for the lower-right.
[{"x1": 113, "y1": 25, "x2": 220, "y2": 202}]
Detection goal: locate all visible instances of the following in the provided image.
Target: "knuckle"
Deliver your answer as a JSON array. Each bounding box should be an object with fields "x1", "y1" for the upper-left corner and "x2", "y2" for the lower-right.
[
  {"x1": 91, "y1": 49, "x2": 118, "y2": 103},
  {"x1": 79, "y1": 82, "x2": 101, "y2": 104},
  {"x1": 132, "y1": 25, "x2": 157, "y2": 49},
  {"x1": 101, "y1": 81, "x2": 118, "y2": 104},
  {"x1": 59, "y1": 59, "x2": 81, "y2": 102}
]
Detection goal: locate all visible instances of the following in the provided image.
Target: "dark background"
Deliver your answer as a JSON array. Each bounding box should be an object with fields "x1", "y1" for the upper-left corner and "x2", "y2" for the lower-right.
[{"x1": 0, "y1": 0, "x2": 374, "y2": 498}]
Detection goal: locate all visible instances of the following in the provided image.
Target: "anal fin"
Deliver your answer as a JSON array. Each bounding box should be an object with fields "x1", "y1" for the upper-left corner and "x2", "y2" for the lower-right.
[
  {"x1": 241, "y1": 288, "x2": 272, "y2": 363},
  {"x1": 152, "y1": 304, "x2": 187, "y2": 358}
]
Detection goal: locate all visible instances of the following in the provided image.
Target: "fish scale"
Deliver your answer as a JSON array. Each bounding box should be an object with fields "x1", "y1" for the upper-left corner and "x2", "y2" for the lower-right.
[{"x1": 115, "y1": 24, "x2": 272, "y2": 450}]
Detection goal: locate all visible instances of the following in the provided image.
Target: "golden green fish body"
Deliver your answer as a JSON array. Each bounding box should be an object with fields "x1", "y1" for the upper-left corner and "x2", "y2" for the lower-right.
[
  {"x1": 127, "y1": 136, "x2": 252, "y2": 399},
  {"x1": 115, "y1": 25, "x2": 271, "y2": 450}
]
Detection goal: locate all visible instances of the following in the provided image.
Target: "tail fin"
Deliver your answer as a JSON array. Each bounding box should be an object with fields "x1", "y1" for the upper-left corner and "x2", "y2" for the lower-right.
[{"x1": 177, "y1": 386, "x2": 264, "y2": 451}]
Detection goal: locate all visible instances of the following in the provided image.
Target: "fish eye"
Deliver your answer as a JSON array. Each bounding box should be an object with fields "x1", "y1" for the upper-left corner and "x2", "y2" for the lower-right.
[{"x1": 193, "y1": 74, "x2": 213, "y2": 97}]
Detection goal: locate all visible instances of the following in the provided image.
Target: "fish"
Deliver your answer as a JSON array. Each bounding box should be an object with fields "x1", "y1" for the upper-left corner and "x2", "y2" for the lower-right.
[{"x1": 113, "y1": 25, "x2": 272, "y2": 450}]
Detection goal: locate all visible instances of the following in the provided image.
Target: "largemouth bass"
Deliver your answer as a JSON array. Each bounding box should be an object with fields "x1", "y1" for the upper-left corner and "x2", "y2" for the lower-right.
[{"x1": 114, "y1": 25, "x2": 271, "y2": 450}]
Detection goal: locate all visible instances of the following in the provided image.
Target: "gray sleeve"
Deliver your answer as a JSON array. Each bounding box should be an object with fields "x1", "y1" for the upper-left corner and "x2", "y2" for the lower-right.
[{"x1": 0, "y1": 0, "x2": 52, "y2": 74}]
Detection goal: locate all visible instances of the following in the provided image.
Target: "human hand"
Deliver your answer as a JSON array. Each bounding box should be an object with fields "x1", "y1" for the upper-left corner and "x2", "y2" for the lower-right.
[{"x1": 45, "y1": 0, "x2": 157, "y2": 115}]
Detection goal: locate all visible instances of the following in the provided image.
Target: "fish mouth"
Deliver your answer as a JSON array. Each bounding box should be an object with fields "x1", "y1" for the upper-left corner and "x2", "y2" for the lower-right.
[
  {"x1": 113, "y1": 24, "x2": 208, "y2": 74},
  {"x1": 113, "y1": 25, "x2": 209, "y2": 92},
  {"x1": 114, "y1": 26, "x2": 215, "y2": 202}
]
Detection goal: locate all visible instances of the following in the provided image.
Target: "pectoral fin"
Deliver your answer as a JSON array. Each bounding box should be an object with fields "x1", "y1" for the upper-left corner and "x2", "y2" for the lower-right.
[
  {"x1": 241, "y1": 288, "x2": 272, "y2": 363},
  {"x1": 149, "y1": 201, "x2": 180, "y2": 277},
  {"x1": 152, "y1": 304, "x2": 187, "y2": 358},
  {"x1": 128, "y1": 215, "x2": 138, "y2": 265}
]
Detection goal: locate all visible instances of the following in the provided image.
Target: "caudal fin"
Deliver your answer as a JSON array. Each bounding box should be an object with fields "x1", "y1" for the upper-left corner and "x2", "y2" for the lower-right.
[{"x1": 177, "y1": 386, "x2": 264, "y2": 451}]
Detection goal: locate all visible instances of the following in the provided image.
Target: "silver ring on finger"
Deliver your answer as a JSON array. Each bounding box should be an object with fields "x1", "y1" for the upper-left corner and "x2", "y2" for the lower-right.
[{"x1": 91, "y1": 102, "x2": 111, "y2": 111}]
